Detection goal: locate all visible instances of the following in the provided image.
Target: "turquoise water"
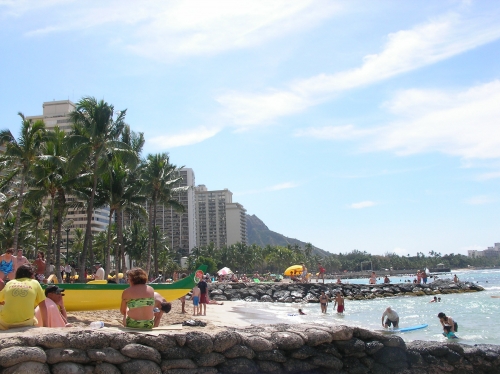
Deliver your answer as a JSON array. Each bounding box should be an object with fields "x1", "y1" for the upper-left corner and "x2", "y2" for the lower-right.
[{"x1": 232, "y1": 269, "x2": 500, "y2": 345}]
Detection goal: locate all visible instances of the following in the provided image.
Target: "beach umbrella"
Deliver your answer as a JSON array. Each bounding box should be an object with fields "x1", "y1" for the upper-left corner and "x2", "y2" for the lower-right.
[
  {"x1": 284, "y1": 265, "x2": 303, "y2": 276},
  {"x1": 218, "y1": 267, "x2": 233, "y2": 276}
]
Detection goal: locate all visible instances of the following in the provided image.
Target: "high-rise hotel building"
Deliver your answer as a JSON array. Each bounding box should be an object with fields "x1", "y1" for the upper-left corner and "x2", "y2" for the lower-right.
[
  {"x1": 27, "y1": 100, "x2": 110, "y2": 242},
  {"x1": 195, "y1": 185, "x2": 247, "y2": 247}
]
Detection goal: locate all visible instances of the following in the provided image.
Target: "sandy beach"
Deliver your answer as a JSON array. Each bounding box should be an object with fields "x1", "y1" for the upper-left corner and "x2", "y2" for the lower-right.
[{"x1": 65, "y1": 299, "x2": 253, "y2": 333}]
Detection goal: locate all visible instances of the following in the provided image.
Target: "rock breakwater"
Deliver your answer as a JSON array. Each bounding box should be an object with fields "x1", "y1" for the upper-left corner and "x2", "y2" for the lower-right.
[
  {"x1": 209, "y1": 279, "x2": 484, "y2": 303},
  {"x1": 0, "y1": 323, "x2": 498, "y2": 373}
]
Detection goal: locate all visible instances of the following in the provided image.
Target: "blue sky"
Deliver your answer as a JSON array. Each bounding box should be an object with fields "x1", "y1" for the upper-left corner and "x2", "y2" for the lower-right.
[{"x1": 2, "y1": 0, "x2": 500, "y2": 256}]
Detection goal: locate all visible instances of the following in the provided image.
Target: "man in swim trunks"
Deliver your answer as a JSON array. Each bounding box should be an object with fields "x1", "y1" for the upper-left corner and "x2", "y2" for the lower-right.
[
  {"x1": 333, "y1": 291, "x2": 345, "y2": 314},
  {"x1": 197, "y1": 277, "x2": 208, "y2": 316},
  {"x1": 382, "y1": 306, "x2": 399, "y2": 328},
  {"x1": 319, "y1": 291, "x2": 329, "y2": 313},
  {"x1": 15, "y1": 249, "x2": 29, "y2": 271},
  {"x1": 192, "y1": 285, "x2": 201, "y2": 316},
  {"x1": 33, "y1": 251, "x2": 46, "y2": 282}
]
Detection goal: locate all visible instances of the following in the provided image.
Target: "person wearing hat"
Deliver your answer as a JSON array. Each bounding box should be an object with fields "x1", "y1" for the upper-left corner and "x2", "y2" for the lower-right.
[
  {"x1": 94, "y1": 262, "x2": 105, "y2": 281},
  {"x1": 35, "y1": 285, "x2": 72, "y2": 327}
]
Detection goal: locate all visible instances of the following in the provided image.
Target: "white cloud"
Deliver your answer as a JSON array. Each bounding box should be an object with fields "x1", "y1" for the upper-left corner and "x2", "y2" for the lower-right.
[
  {"x1": 148, "y1": 126, "x2": 221, "y2": 149},
  {"x1": 348, "y1": 201, "x2": 377, "y2": 209},
  {"x1": 294, "y1": 124, "x2": 376, "y2": 140},
  {"x1": 464, "y1": 195, "x2": 497, "y2": 205},
  {"x1": 6, "y1": 0, "x2": 339, "y2": 58},
  {"x1": 235, "y1": 182, "x2": 299, "y2": 196},
  {"x1": 299, "y1": 80, "x2": 500, "y2": 160},
  {"x1": 371, "y1": 80, "x2": 500, "y2": 159},
  {"x1": 476, "y1": 171, "x2": 500, "y2": 181},
  {"x1": 217, "y1": 11, "x2": 500, "y2": 127}
]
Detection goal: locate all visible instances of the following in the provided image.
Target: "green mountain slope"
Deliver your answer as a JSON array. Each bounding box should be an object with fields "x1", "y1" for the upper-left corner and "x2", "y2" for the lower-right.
[{"x1": 246, "y1": 214, "x2": 331, "y2": 257}]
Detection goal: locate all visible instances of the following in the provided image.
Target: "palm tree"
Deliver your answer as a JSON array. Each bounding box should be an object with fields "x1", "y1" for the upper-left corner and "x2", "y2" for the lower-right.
[
  {"x1": 68, "y1": 97, "x2": 134, "y2": 280},
  {"x1": 0, "y1": 113, "x2": 46, "y2": 250},
  {"x1": 140, "y1": 153, "x2": 187, "y2": 276}
]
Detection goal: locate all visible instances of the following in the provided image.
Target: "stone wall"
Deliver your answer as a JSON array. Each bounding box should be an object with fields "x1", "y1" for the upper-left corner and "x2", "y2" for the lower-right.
[
  {"x1": 0, "y1": 324, "x2": 498, "y2": 374},
  {"x1": 209, "y1": 280, "x2": 484, "y2": 303}
]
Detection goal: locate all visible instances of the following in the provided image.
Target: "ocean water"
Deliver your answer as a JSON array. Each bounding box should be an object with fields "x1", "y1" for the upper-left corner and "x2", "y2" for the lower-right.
[{"x1": 231, "y1": 269, "x2": 500, "y2": 345}]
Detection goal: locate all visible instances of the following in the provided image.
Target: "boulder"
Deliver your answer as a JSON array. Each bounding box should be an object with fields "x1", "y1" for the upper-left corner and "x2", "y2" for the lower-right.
[
  {"x1": 213, "y1": 331, "x2": 240, "y2": 352},
  {"x1": 2, "y1": 362, "x2": 50, "y2": 374},
  {"x1": 0, "y1": 346, "x2": 46, "y2": 368},
  {"x1": 51, "y1": 362, "x2": 86, "y2": 374},
  {"x1": 121, "y1": 344, "x2": 161, "y2": 364},
  {"x1": 185, "y1": 332, "x2": 214, "y2": 354},
  {"x1": 87, "y1": 347, "x2": 130, "y2": 364},
  {"x1": 46, "y1": 348, "x2": 90, "y2": 364},
  {"x1": 271, "y1": 332, "x2": 305, "y2": 350},
  {"x1": 118, "y1": 359, "x2": 162, "y2": 374}
]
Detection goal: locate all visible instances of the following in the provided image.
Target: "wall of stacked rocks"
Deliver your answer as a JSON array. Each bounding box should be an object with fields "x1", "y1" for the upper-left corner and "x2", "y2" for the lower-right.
[
  {"x1": 208, "y1": 279, "x2": 484, "y2": 303},
  {"x1": 0, "y1": 323, "x2": 498, "y2": 374}
]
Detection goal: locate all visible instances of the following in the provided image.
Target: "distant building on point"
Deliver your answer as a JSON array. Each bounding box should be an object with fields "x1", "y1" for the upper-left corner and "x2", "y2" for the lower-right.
[{"x1": 468, "y1": 243, "x2": 500, "y2": 258}]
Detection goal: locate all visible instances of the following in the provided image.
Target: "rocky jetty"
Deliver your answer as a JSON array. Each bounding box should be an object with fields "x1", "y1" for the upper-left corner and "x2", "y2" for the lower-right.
[
  {"x1": 208, "y1": 279, "x2": 484, "y2": 303},
  {"x1": 0, "y1": 324, "x2": 498, "y2": 373}
]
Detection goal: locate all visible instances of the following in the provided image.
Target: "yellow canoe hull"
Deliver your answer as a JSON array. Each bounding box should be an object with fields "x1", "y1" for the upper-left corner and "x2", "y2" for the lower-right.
[{"x1": 50, "y1": 266, "x2": 206, "y2": 312}]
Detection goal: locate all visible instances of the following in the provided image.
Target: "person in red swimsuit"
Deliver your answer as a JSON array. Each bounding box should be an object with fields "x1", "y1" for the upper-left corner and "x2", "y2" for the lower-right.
[{"x1": 334, "y1": 291, "x2": 345, "y2": 314}]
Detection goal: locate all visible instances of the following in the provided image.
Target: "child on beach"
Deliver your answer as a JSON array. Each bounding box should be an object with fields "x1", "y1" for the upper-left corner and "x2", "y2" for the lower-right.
[
  {"x1": 443, "y1": 325, "x2": 458, "y2": 339},
  {"x1": 191, "y1": 285, "x2": 201, "y2": 316}
]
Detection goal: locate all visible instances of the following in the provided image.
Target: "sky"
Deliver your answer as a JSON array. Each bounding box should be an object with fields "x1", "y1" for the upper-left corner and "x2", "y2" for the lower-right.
[{"x1": 1, "y1": 0, "x2": 500, "y2": 257}]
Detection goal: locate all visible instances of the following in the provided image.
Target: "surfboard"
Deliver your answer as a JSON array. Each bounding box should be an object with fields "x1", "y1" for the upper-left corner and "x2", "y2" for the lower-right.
[{"x1": 377, "y1": 324, "x2": 428, "y2": 333}]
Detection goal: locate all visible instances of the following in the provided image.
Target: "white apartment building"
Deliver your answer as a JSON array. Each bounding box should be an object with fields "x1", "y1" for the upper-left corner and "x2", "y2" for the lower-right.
[
  {"x1": 195, "y1": 185, "x2": 247, "y2": 248},
  {"x1": 27, "y1": 100, "x2": 110, "y2": 243},
  {"x1": 468, "y1": 243, "x2": 500, "y2": 258},
  {"x1": 147, "y1": 168, "x2": 197, "y2": 255}
]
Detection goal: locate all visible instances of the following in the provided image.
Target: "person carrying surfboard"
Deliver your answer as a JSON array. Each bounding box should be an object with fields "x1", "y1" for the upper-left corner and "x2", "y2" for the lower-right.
[{"x1": 382, "y1": 306, "x2": 399, "y2": 328}]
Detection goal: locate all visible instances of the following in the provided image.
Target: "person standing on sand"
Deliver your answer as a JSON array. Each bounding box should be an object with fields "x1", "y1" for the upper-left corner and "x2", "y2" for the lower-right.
[
  {"x1": 15, "y1": 249, "x2": 29, "y2": 272},
  {"x1": 319, "y1": 291, "x2": 329, "y2": 313},
  {"x1": 333, "y1": 291, "x2": 345, "y2": 314},
  {"x1": 94, "y1": 262, "x2": 105, "y2": 280},
  {"x1": 191, "y1": 285, "x2": 201, "y2": 316},
  {"x1": 197, "y1": 277, "x2": 208, "y2": 316},
  {"x1": 301, "y1": 263, "x2": 308, "y2": 283},
  {"x1": 33, "y1": 251, "x2": 46, "y2": 282},
  {"x1": 179, "y1": 273, "x2": 187, "y2": 313}
]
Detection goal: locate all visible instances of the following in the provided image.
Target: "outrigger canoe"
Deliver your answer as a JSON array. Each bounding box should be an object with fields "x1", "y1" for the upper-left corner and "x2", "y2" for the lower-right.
[{"x1": 45, "y1": 265, "x2": 207, "y2": 312}]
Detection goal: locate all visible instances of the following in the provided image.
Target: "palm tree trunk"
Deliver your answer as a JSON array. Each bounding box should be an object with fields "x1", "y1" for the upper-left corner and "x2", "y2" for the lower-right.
[
  {"x1": 146, "y1": 200, "x2": 154, "y2": 276},
  {"x1": 105, "y1": 208, "x2": 113, "y2": 278},
  {"x1": 45, "y1": 196, "x2": 55, "y2": 278},
  {"x1": 153, "y1": 203, "x2": 158, "y2": 278},
  {"x1": 55, "y1": 191, "x2": 65, "y2": 283},
  {"x1": 12, "y1": 174, "x2": 26, "y2": 250},
  {"x1": 117, "y1": 209, "x2": 126, "y2": 273},
  {"x1": 80, "y1": 166, "x2": 98, "y2": 282}
]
